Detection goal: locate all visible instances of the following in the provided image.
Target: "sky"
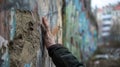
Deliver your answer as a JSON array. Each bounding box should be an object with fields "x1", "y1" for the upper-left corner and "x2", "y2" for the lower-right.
[{"x1": 91, "y1": 0, "x2": 120, "y2": 8}]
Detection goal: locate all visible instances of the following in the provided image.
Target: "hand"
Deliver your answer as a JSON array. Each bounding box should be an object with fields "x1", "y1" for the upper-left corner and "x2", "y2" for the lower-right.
[{"x1": 42, "y1": 17, "x2": 55, "y2": 48}]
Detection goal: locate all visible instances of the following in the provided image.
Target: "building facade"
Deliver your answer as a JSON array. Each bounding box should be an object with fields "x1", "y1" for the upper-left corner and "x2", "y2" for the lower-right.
[{"x1": 96, "y1": 4, "x2": 120, "y2": 41}]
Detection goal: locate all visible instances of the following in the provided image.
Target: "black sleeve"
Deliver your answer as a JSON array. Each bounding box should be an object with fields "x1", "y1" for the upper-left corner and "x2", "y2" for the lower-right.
[{"x1": 47, "y1": 44, "x2": 84, "y2": 67}]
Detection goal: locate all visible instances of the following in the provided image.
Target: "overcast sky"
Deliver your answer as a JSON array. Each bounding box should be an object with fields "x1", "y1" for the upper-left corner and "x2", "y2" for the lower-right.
[{"x1": 91, "y1": 0, "x2": 120, "y2": 8}]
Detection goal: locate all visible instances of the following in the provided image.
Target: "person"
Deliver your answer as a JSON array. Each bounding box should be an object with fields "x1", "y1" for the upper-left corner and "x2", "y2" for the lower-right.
[{"x1": 42, "y1": 17, "x2": 84, "y2": 67}]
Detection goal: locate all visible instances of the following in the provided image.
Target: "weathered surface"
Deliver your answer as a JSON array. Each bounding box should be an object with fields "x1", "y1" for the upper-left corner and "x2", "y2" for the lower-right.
[
  {"x1": 9, "y1": 10, "x2": 40, "y2": 67},
  {"x1": 62, "y1": 0, "x2": 97, "y2": 62}
]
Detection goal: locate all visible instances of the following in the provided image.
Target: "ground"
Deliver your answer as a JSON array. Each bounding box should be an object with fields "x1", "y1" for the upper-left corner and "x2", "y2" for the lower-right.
[{"x1": 86, "y1": 41, "x2": 120, "y2": 67}]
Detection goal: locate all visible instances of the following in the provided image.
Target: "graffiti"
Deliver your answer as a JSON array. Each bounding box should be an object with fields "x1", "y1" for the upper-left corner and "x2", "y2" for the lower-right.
[
  {"x1": 0, "y1": 1, "x2": 10, "y2": 66},
  {"x1": 0, "y1": 0, "x2": 97, "y2": 66},
  {"x1": 0, "y1": 36, "x2": 9, "y2": 67},
  {"x1": 0, "y1": 36, "x2": 8, "y2": 49},
  {"x1": 63, "y1": 0, "x2": 83, "y2": 61},
  {"x1": 37, "y1": 0, "x2": 62, "y2": 67},
  {"x1": 0, "y1": 0, "x2": 37, "y2": 11},
  {"x1": 1, "y1": 50, "x2": 9, "y2": 67},
  {"x1": 63, "y1": 0, "x2": 97, "y2": 62},
  {"x1": 10, "y1": 8, "x2": 16, "y2": 41}
]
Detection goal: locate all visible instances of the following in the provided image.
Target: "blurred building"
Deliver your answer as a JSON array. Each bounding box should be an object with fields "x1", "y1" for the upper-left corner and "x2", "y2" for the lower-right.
[
  {"x1": 113, "y1": 4, "x2": 120, "y2": 18},
  {"x1": 111, "y1": 3, "x2": 120, "y2": 40},
  {"x1": 96, "y1": 8, "x2": 103, "y2": 39},
  {"x1": 101, "y1": 6, "x2": 113, "y2": 37},
  {"x1": 96, "y1": 7, "x2": 113, "y2": 42},
  {"x1": 96, "y1": 3, "x2": 120, "y2": 41}
]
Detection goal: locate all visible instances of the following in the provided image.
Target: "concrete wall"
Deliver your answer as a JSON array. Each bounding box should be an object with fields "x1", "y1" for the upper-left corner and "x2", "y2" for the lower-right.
[
  {"x1": 0, "y1": 0, "x2": 97, "y2": 66},
  {"x1": 0, "y1": 0, "x2": 62, "y2": 67},
  {"x1": 62, "y1": 0, "x2": 97, "y2": 62}
]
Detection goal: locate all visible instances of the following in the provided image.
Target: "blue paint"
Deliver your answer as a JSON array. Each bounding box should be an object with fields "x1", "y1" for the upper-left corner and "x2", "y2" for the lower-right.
[
  {"x1": 24, "y1": 64, "x2": 31, "y2": 67},
  {"x1": 1, "y1": 51, "x2": 10, "y2": 67},
  {"x1": 64, "y1": 0, "x2": 98, "y2": 61},
  {"x1": 10, "y1": 8, "x2": 16, "y2": 41},
  {"x1": 73, "y1": 0, "x2": 82, "y2": 11}
]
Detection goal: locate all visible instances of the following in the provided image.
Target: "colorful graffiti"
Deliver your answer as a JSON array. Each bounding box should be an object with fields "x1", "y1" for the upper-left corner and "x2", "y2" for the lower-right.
[
  {"x1": 0, "y1": 0, "x2": 62, "y2": 67},
  {"x1": 63, "y1": 0, "x2": 97, "y2": 62},
  {"x1": 0, "y1": 0, "x2": 97, "y2": 67}
]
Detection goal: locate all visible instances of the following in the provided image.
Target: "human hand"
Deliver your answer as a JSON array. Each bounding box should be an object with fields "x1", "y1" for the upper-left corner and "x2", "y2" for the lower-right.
[{"x1": 42, "y1": 17, "x2": 55, "y2": 48}]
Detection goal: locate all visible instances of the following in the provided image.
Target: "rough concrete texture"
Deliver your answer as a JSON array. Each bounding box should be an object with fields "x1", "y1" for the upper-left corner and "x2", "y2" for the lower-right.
[
  {"x1": 9, "y1": 10, "x2": 40, "y2": 67},
  {"x1": 1, "y1": 0, "x2": 63, "y2": 67}
]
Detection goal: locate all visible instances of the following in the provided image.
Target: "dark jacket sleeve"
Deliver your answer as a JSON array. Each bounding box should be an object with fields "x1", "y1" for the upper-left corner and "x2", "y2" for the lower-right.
[{"x1": 47, "y1": 44, "x2": 84, "y2": 67}]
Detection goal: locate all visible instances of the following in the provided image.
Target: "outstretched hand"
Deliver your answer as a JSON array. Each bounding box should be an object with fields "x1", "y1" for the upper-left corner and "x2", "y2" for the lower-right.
[{"x1": 42, "y1": 17, "x2": 55, "y2": 48}]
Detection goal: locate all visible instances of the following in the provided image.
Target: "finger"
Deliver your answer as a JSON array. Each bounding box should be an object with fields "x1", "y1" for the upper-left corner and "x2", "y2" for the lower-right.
[{"x1": 42, "y1": 17, "x2": 49, "y2": 29}]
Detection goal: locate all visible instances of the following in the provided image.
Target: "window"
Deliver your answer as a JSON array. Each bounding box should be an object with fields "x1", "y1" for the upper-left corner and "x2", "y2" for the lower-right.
[
  {"x1": 107, "y1": 12, "x2": 111, "y2": 14},
  {"x1": 103, "y1": 18, "x2": 111, "y2": 21},
  {"x1": 102, "y1": 24, "x2": 111, "y2": 27}
]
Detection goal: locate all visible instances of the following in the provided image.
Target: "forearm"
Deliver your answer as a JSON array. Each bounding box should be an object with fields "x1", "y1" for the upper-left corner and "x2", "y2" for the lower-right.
[{"x1": 47, "y1": 44, "x2": 84, "y2": 67}]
